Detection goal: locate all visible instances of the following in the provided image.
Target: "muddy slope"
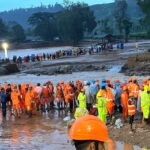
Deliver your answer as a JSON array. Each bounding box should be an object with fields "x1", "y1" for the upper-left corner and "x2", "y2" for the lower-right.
[{"x1": 121, "y1": 52, "x2": 150, "y2": 76}]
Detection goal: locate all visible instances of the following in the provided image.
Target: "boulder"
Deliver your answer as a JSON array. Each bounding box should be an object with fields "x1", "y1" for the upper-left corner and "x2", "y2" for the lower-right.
[
  {"x1": 0, "y1": 63, "x2": 19, "y2": 75},
  {"x1": 0, "y1": 67, "x2": 8, "y2": 75}
]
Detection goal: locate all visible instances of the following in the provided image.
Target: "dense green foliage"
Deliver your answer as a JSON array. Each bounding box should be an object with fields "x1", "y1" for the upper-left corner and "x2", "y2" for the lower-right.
[
  {"x1": 138, "y1": 0, "x2": 150, "y2": 37},
  {"x1": 10, "y1": 23, "x2": 26, "y2": 42},
  {"x1": 28, "y1": 12, "x2": 58, "y2": 40},
  {"x1": 114, "y1": 0, "x2": 128, "y2": 34},
  {"x1": 28, "y1": 2, "x2": 96, "y2": 42},
  {"x1": 0, "y1": 18, "x2": 8, "y2": 38},
  {"x1": 56, "y1": 3, "x2": 96, "y2": 42},
  {"x1": 113, "y1": 0, "x2": 133, "y2": 42},
  {"x1": 0, "y1": 19, "x2": 26, "y2": 42}
]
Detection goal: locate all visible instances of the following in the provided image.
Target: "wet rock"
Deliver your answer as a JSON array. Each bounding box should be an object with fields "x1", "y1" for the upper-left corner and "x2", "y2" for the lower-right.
[
  {"x1": 0, "y1": 63, "x2": 19, "y2": 75},
  {"x1": 121, "y1": 52, "x2": 150, "y2": 76},
  {"x1": 59, "y1": 65, "x2": 72, "y2": 74},
  {"x1": 24, "y1": 63, "x2": 110, "y2": 75},
  {"x1": 0, "y1": 67, "x2": 8, "y2": 75},
  {"x1": 4, "y1": 63, "x2": 19, "y2": 73}
]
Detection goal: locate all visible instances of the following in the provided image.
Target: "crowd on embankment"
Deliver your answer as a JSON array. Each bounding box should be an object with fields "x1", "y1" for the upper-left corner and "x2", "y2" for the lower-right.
[
  {"x1": 0, "y1": 77, "x2": 149, "y2": 130},
  {"x1": 0, "y1": 41, "x2": 117, "y2": 64}
]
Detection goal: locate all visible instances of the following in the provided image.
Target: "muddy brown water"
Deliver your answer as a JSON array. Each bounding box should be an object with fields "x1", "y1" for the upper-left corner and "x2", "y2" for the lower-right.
[{"x1": 0, "y1": 110, "x2": 142, "y2": 150}]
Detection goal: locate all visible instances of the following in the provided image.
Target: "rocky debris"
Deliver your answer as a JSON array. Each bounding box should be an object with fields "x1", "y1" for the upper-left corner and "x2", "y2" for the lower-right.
[
  {"x1": 108, "y1": 122, "x2": 150, "y2": 149},
  {"x1": 0, "y1": 63, "x2": 19, "y2": 75},
  {"x1": 120, "y1": 52, "x2": 150, "y2": 76},
  {"x1": 23, "y1": 64, "x2": 110, "y2": 75}
]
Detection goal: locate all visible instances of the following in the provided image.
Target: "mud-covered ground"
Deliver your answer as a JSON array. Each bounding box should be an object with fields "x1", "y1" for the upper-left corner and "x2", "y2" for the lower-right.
[
  {"x1": 19, "y1": 41, "x2": 150, "y2": 76},
  {"x1": 108, "y1": 118, "x2": 150, "y2": 149},
  {"x1": 0, "y1": 110, "x2": 147, "y2": 150}
]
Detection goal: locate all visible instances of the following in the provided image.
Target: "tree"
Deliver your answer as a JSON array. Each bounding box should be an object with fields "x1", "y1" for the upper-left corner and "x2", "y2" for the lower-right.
[
  {"x1": 57, "y1": 2, "x2": 96, "y2": 43},
  {"x1": 10, "y1": 23, "x2": 26, "y2": 42},
  {"x1": 99, "y1": 18, "x2": 113, "y2": 35},
  {"x1": 122, "y1": 19, "x2": 132, "y2": 42},
  {"x1": 138, "y1": 0, "x2": 150, "y2": 37},
  {"x1": 28, "y1": 12, "x2": 58, "y2": 41},
  {"x1": 0, "y1": 18, "x2": 8, "y2": 38},
  {"x1": 114, "y1": 0, "x2": 128, "y2": 34}
]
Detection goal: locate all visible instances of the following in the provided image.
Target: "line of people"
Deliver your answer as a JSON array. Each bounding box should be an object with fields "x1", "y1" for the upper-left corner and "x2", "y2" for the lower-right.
[
  {"x1": 0, "y1": 78, "x2": 150, "y2": 130},
  {"x1": 11, "y1": 48, "x2": 86, "y2": 64}
]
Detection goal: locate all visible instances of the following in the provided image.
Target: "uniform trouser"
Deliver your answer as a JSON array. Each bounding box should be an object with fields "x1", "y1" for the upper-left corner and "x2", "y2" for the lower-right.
[
  {"x1": 98, "y1": 108, "x2": 106, "y2": 123},
  {"x1": 2, "y1": 109, "x2": 6, "y2": 118},
  {"x1": 122, "y1": 106, "x2": 128, "y2": 120},
  {"x1": 91, "y1": 94, "x2": 96, "y2": 104},
  {"x1": 2, "y1": 103, "x2": 7, "y2": 118},
  {"x1": 129, "y1": 115, "x2": 134, "y2": 125},
  {"x1": 86, "y1": 103, "x2": 92, "y2": 111},
  {"x1": 98, "y1": 114, "x2": 106, "y2": 123},
  {"x1": 142, "y1": 105, "x2": 150, "y2": 119},
  {"x1": 69, "y1": 101, "x2": 74, "y2": 113}
]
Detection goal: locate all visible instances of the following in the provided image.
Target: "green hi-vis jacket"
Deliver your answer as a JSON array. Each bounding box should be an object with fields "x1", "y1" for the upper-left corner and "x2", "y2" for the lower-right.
[{"x1": 78, "y1": 92, "x2": 87, "y2": 108}]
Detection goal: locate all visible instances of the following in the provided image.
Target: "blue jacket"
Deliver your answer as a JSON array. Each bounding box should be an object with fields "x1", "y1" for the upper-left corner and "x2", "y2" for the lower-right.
[
  {"x1": 0, "y1": 92, "x2": 7, "y2": 103},
  {"x1": 90, "y1": 84, "x2": 98, "y2": 95}
]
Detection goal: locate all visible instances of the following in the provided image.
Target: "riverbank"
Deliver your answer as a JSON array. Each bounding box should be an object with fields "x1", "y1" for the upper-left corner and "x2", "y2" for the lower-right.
[{"x1": 108, "y1": 118, "x2": 150, "y2": 149}]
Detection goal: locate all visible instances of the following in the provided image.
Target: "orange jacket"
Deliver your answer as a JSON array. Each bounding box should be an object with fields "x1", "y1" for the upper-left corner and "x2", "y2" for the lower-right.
[
  {"x1": 56, "y1": 84, "x2": 64, "y2": 99},
  {"x1": 131, "y1": 84, "x2": 139, "y2": 98},
  {"x1": 128, "y1": 105, "x2": 136, "y2": 116},
  {"x1": 48, "y1": 84, "x2": 54, "y2": 94},
  {"x1": 64, "y1": 84, "x2": 74, "y2": 103},
  {"x1": 121, "y1": 91, "x2": 128, "y2": 107},
  {"x1": 41, "y1": 87, "x2": 49, "y2": 98},
  {"x1": 11, "y1": 91, "x2": 20, "y2": 105},
  {"x1": 106, "y1": 88, "x2": 115, "y2": 115},
  {"x1": 25, "y1": 91, "x2": 32, "y2": 107}
]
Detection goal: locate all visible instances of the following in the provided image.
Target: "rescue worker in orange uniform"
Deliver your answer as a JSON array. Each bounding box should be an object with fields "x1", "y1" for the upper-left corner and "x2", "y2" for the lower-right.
[
  {"x1": 55, "y1": 83, "x2": 64, "y2": 110},
  {"x1": 68, "y1": 115, "x2": 114, "y2": 150},
  {"x1": 33, "y1": 83, "x2": 42, "y2": 111},
  {"x1": 47, "y1": 81, "x2": 54, "y2": 109},
  {"x1": 18, "y1": 84, "x2": 26, "y2": 113},
  {"x1": 128, "y1": 93, "x2": 136, "y2": 131},
  {"x1": 106, "y1": 86, "x2": 115, "y2": 121},
  {"x1": 64, "y1": 82, "x2": 75, "y2": 113},
  {"x1": 25, "y1": 87, "x2": 33, "y2": 117},
  {"x1": 41, "y1": 83, "x2": 50, "y2": 112},
  {"x1": 131, "y1": 78, "x2": 139, "y2": 107},
  {"x1": 11, "y1": 86, "x2": 21, "y2": 118},
  {"x1": 121, "y1": 86, "x2": 129, "y2": 122}
]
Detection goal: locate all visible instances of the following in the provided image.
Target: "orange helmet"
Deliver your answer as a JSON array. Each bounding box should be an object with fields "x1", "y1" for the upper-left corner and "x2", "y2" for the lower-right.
[
  {"x1": 106, "y1": 79, "x2": 110, "y2": 84},
  {"x1": 122, "y1": 86, "x2": 127, "y2": 91},
  {"x1": 128, "y1": 78, "x2": 132, "y2": 82},
  {"x1": 68, "y1": 115, "x2": 110, "y2": 142},
  {"x1": 114, "y1": 79, "x2": 120, "y2": 83},
  {"x1": 132, "y1": 77, "x2": 137, "y2": 81}
]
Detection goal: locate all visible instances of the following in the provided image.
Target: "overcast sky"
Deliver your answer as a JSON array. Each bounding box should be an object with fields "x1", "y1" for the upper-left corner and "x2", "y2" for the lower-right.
[{"x1": 0, "y1": 0, "x2": 114, "y2": 12}]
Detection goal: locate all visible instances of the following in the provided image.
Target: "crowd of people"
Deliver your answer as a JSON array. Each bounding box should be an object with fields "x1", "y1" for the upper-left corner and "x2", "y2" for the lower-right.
[
  {"x1": 0, "y1": 77, "x2": 150, "y2": 130},
  {"x1": 10, "y1": 48, "x2": 86, "y2": 64},
  {"x1": 0, "y1": 48, "x2": 87, "y2": 64}
]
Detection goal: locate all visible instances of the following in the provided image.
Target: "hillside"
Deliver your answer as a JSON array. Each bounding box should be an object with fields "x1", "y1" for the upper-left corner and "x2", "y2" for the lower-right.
[
  {"x1": 91, "y1": 0, "x2": 144, "y2": 22},
  {"x1": 0, "y1": 4, "x2": 63, "y2": 29},
  {"x1": 0, "y1": 0, "x2": 144, "y2": 31}
]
